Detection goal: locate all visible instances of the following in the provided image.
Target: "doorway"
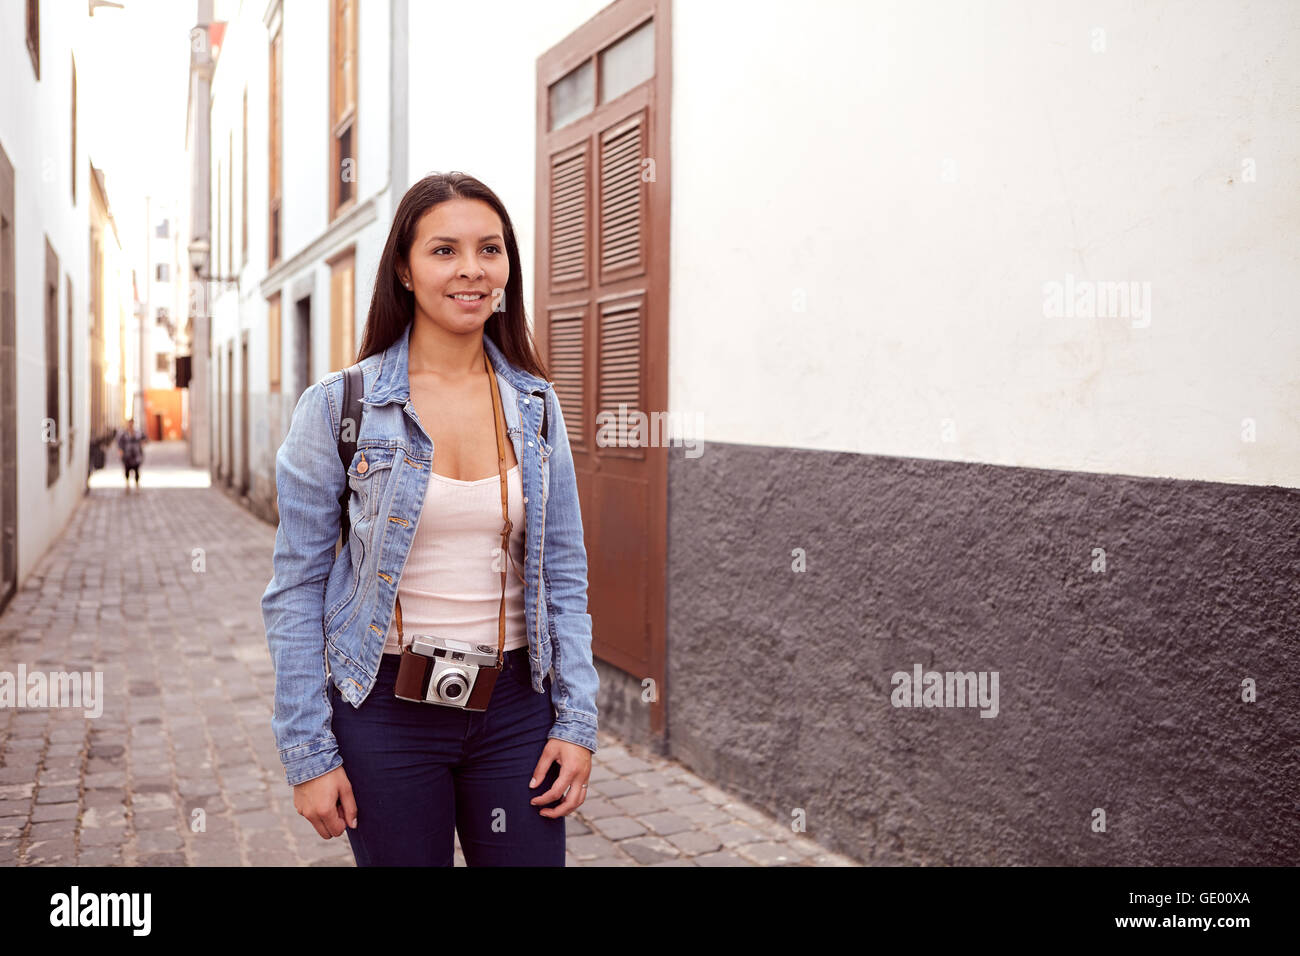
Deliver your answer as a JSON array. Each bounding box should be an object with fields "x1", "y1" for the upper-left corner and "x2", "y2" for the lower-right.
[
  {"x1": 0, "y1": 141, "x2": 15, "y2": 612},
  {"x1": 239, "y1": 330, "x2": 250, "y2": 494},
  {"x1": 535, "y1": 2, "x2": 671, "y2": 738},
  {"x1": 225, "y1": 341, "x2": 234, "y2": 486},
  {"x1": 294, "y1": 295, "x2": 312, "y2": 401}
]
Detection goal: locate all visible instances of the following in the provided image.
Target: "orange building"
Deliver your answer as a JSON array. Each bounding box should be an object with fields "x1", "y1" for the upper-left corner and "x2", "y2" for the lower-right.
[{"x1": 143, "y1": 388, "x2": 186, "y2": 440}]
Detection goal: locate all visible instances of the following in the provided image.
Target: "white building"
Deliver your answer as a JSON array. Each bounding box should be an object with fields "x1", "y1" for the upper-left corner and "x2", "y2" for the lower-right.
[
  {"x1": 0, "y1": 1, "x2": 97, "y2": 611},
  {"x1": 145, "y1": 201, "x2": 186, "y2": 394},
  {"x1": 198, "y1": 0, "x2": 394, "y2": 518},
  {"x1": 88, "y1": 161, "x2": 133, "y2": 457}
]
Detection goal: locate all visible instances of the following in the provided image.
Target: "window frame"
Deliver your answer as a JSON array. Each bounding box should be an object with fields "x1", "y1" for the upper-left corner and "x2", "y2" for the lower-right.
[
  {"x1": 227, "y1": 131, "x2": 234, "y2": 273},
  {"x1": 26, "y1": 0, "x2": 40, "y2": 80},
  {"x1": 328, "y1": 0, "x2": 359, "y2": 221},
  {"x1": 268, "y1": 293, "x2": 282, "y2": 393},
  {"x1": 242, "y1": 87, "x2": 249, "y2": 265},
  {"x1": 70, "y1": 55, "x2": 76, "y2": 203},
  {"x1": 268, "y1": 26, "x2": 283, "y2": 267}
]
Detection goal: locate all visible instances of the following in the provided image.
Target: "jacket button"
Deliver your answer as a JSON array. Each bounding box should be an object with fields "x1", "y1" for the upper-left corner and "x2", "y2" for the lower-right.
[
  {"x1": 524, "y1": 398, "x2": 530, "y2": 405},
  {"x1": 527, "y1": 441, "x2": 533, "y2": 447}
]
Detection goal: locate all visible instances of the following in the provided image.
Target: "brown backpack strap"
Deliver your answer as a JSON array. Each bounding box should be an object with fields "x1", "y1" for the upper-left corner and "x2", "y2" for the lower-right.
[{"x1": 337, "y1": 364, "x2": 365, "y2": 548}]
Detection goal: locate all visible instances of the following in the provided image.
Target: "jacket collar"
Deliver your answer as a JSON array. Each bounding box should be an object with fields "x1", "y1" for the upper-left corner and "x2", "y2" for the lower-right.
[{"x1": 363, "y1": 321, "x2": 550, "y2": 406}]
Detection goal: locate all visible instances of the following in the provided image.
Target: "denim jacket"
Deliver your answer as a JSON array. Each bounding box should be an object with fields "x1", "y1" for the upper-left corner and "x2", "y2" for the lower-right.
[{"x1": 261, "y1": 322, "x2": 599, "y2": 786}]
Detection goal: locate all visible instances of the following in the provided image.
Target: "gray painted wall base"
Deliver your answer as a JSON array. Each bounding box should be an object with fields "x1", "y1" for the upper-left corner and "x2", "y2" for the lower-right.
[
  {"x1": 664, "y1": 441, "x2": 1299, "y2": 865},
  {"x1": 592, "y1": 659, "x2": 663, "y2": 756}
]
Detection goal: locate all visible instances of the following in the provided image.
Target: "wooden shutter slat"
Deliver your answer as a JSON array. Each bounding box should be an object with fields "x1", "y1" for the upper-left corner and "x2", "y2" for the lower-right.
[
  {"x1": 598, "y1": 113, "x2": 644, "y2": 283},
  {"x1": 549, "y1": 146, "x2": 589, "y2": 289},
  {"x1": 549, "y1": 310, "x2": 585, "y2": 449},
  {"x1": 598, "y1": 299, "x2": 641, "y2": 429}
]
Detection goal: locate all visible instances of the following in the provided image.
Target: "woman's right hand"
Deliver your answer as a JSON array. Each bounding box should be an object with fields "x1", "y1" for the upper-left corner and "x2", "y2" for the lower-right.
[{"x1": 293, "y1": 765, "x2": 358, "y2": 839}]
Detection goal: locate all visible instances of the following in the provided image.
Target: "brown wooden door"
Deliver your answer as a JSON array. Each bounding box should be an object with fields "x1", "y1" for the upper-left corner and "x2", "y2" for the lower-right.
[{"x1": 535, "y1": 0, "x2": 671, "y2": 738}]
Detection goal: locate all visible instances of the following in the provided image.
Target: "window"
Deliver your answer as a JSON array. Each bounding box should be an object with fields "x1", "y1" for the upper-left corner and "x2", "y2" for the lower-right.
[
  {"x1": 329, "y1": 0, "x2": 358, "y2": 217},
  {"x1": 156, "y1": 353, "x2": 169, "y2": 373},
  {"x1": 156, "y1": 218, "x2": 169, "y2": 239},
  {"x1": 70, "y1": 56, "x2": 76, "y2": 203},
  {"x1": 549, "y1": 60, "x2": 593, "y2": 132},
  {"x1": 215, "y1": 160, "x2": 222, "y2": 278},
  {"x1": 268, "y1": 27, "x2": 282, "y2": 265},
  {"x1": 156, "y1": 262, "x2": 170, "y2": 283},
  {"x1": 241, "y1": 87, "x2": 248, "y2": 265},
  {"x1": 328, "y1": 249, "x2": 355, "y2": 372},
  {"x1": 227, "y1": 132, "x2": 233, "y2": 275},
  {"x1": 26, "y1": 0, "x2": 39, "y2": 79},
  {"x1": 548, "y1": 18, "x2": 655, "y2": 131},
  {"x1": 599, "y1": 19, "x2": 654, "y2": 105},
  {"x1": 268, "y1": 293, "x2": 281, "y2": 393}
]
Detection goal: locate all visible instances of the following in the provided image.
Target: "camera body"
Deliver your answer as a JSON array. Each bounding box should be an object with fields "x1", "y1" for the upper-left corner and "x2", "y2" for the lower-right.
[{"x1": 393, "y1": 634, "x2": 501, "y2": 710}]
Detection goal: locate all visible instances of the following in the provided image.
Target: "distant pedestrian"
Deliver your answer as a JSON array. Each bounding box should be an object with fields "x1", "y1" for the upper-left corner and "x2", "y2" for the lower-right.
[{"x1": 116, "y1": 418, "x2": 147, "y2": 491}]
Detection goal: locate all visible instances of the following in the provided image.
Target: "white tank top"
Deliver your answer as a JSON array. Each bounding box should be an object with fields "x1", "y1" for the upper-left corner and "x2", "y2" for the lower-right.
[{"x1": 382, "y1": 463, "x2": 529, "y2": 655}]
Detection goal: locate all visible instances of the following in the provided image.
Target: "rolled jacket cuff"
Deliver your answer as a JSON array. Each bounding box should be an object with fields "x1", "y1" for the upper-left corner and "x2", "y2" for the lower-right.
[
  {"x1": 547, "y1": 716, "x2": 598, "y2": 754},
  {"x1": 279, "y1": 738, "x2": 343, "y2": 787}
]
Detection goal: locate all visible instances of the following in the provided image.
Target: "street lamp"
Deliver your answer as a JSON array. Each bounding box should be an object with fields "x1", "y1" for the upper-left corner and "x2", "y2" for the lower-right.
[{"x1": 186, "y1": 238, "x2": 238, "y2": 287}]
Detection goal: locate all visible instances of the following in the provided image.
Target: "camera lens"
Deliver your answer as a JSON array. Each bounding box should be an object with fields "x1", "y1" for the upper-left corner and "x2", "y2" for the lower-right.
[{"x1": 436, "y1": 670, "x2": 467, "y2": 701}]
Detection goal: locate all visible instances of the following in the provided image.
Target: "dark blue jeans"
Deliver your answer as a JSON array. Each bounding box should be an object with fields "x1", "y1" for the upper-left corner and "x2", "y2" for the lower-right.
[{"x1": 329, "y1": 646, "x2": 566, "y2": 866}]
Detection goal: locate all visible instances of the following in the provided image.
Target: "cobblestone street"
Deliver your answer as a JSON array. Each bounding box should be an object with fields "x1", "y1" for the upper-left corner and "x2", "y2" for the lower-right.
[{"x1": 0, "y1": 442, "x2": 857, "y2": 866}]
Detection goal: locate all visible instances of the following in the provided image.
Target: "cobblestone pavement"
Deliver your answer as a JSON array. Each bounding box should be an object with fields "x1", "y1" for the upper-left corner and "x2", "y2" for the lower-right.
[{"x1": 0, "y1": 442, "x2": 857, "y2": 867}]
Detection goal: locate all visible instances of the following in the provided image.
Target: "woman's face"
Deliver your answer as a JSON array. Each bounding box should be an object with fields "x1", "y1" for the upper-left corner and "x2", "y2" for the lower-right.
[{"x1": 400, "y1": 198, "x2": 509, "y2": 335}]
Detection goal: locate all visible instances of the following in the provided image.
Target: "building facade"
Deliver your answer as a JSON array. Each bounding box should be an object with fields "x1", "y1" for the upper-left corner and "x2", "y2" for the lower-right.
[
  {"x1": 140, "y1": 199, "x2": 188, "y2": 441},
  {"x1": 87, "y1": 163, "x2": 131, "y2": 458},
  {"x1": 196, "y1": 0, "x2": 394, "y2": 520},
  {"x1": 0, "y1": 1, "x2": 98, "y2": 612}
]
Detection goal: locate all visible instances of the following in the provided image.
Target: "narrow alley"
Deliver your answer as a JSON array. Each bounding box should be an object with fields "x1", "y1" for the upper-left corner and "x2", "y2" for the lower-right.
[{"x1": 0, "y1": 443, "x2": 855, "y2": 867}]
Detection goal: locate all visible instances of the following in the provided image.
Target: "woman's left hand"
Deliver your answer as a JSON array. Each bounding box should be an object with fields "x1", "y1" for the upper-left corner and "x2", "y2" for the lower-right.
[{"x1": 528, "y1": 739, "x2": 593, "y2": 818}]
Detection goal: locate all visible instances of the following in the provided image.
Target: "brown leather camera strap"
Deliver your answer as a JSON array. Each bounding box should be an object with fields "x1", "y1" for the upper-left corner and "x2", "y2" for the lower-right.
[{"x1": 394, "y1": 348, "x2": 512, "y2": 669}]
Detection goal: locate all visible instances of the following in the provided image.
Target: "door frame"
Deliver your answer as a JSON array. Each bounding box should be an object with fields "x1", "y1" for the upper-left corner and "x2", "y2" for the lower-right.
[
  {"x1": 0, "y1": 141, "x2": 16, "y2": 613},
  {"x1": 534, "y1": 0, "x2": 672, "y2": 739},
  {"x1": 239, "y1": 328, "x2": 250, "y2": 494}
]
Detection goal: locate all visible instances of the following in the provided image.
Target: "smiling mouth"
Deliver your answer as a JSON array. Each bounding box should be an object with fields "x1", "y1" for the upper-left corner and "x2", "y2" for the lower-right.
[{"x1": 448, "y1": 293, "x2": 486, "y2": 301}]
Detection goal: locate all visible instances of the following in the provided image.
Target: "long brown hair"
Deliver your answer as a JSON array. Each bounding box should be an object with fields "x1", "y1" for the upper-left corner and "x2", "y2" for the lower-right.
[{"x1": 356, "y1": 172, "x2": 549, "y2": 381}]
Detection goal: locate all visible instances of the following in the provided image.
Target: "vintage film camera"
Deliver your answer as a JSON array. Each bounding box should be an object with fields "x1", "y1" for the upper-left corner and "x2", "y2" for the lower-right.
[{"x1": 393, "y1": 634, "x2": 502, "y2": 710}]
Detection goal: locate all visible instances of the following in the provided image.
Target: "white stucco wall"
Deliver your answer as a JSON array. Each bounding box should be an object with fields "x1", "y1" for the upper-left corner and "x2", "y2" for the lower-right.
[
  {"x1": 0, "y1": 1, "x2": 92, "y2": 586},
  {"x1": 668, "y1": 0, "x2": 1300, "y2": 488}
]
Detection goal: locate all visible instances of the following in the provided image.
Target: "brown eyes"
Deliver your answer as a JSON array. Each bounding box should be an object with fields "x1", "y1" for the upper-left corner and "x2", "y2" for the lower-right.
[{"x1": 432, "y1": 245, "x2": 502, "y2": 255}]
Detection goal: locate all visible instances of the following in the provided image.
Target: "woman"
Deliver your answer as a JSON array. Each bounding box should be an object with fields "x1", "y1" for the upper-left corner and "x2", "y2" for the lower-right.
[
  {"x1": 261, "y1": 172, "x2": 599, "y2": 866},
  {"x1": 116, "y1": 417, "x2": 147, "y2": 491}
]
